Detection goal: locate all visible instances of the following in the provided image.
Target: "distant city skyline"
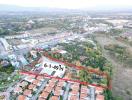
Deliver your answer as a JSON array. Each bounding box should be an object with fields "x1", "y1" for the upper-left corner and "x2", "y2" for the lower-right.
[{"x1": 0, "y1": 0, "x2": 132, "y2": 9}]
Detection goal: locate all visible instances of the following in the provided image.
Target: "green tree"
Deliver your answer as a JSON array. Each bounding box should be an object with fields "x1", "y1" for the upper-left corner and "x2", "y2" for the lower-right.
[{"x1": 79, "y1": 70, "x2": 91, "y2": 82}]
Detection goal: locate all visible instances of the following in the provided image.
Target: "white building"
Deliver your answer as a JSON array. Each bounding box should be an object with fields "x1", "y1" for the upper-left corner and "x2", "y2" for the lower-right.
[
  {"x1": 40, "y1": 56, "x2": 66, "y2": 77},
  {"x1": 5, "y1": 32, "x2": 30, "y2": 39},
  {"x1": 0, "y1": 38, "x2": 11, "y2": 51}
]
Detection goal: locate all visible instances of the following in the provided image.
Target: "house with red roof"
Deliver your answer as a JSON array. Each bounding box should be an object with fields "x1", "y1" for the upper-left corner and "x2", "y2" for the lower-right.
[
  {"x1": 19, "y1": 81, "x2": 28, "y2": 88},
  {"x1": 32, "y1": 79, "x2": 41, "y2": 86},
  {"x1": 53, "y1": 90, "x2": 63, "y2": 96},
  {"x1": 80, "y1": 85, "x2": 90, "y2": 99},
  {"x1": 68, "y1": 95, "x2": 79, "y2": 100},
  {"x1": 28, "y1": 84, "x2": 37, "y2": 91},
  {"x1": 17, "y1": 95, "x2": 27, "y2": 100},
  {"x1": 24, "y1": 76, "x2": 35, "y2": 83},
  {"x1": 23, "y1": 89, "x2": 32, "y2": 97},
  {"x1": 14, "y1": 86, "x2": 23, "y2": 94},
  {"x1": 50, "y1": 78, "x2": 58, "y2": 82},
  {"x1": 36, "y1": 76, "x2": 44, "y2": 81},
  {"x1": 96, "y1": 94, "x2": 105, "y2": 100},
  {"x1": 38, "y1": 97, "x2": 46, "y2": 100},
  {"x1": 53, "y1": 85, "x2": 64, "y2": 96},
  {"x1": 43, "y1": 86, "x2": 53, "y2": 93},
  {"x1": 50, "y1": 96, "x2": 59, "y2": 100},
  {"x1": 57, "y1": 81, "x2": 66, "y2": 87},
  {"x1": 69, "y1": 83, "x2": 80, "y2": 96},
  {"x1": 47, "y1": 81, "x2": 55, "y2": 88},
  {"x1": 39, "y1": 91, "x2": 49, "y2": 99},
  {"x1": 95, "y1": 87, "x2": 104, "y2": 94}
]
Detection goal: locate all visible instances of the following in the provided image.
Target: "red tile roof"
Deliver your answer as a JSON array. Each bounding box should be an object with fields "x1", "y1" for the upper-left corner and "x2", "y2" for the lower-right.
[
  {"x1": 96, "y1": 87, "x2": 104, "y2": 92},
  {"x1": 69, "y1": 95, "x2": 78, "y2": 100},
  {"x1": 70, "y1": 89, "x2": 79, "y2": 95},
  {"x1": 23, "y1": 89, "x2": 32, "y2": 96},
  {"x1": 71, "y1": 86, "x2": 79, "y2": 91},
  {"x1": 81, "y1": 88, "x2": 88, "y2": 93},
  {"x1": 18, "y1": 95, "x2": 26, "y2": 100},
  {"x1": 50, "y1": 78, "x2": 58, "y2": 82},
  {"x1": 39, "y1": 91, "x2": 49, "y2": 99},
  {"x1": 44, "y1": 86, "x2": 53, "y2": 93},
  {"x1": 25, "y1": 77, "x2": 34, "y2": 83},
  {"x1": 54, "y1": 90, "x2": 61, "y2": 96},
  {"x1": 37, "y1": 76, "x2": 44, "y2": 80},
  {"x1": 80, "y1": 98, "x2": 85, "y2": 100},
  {"x1": 48, "y1": 82, "x2": 55, "y2": 87},
  {"x1": 32, "y1": 79, "x2": 41, "y2": 85},
  {"x1": 28, "y1": 84, "x2": 36, "y2": 90},
  {"x1": 38, "y1": 97, "x2": 46, "y2": 100},
  {"x1": 19, "y1": 81, "x2": 28, "y2": 88},
  {"x1": 81, "y1": 86, "x2": 87, "y2": 90},
  {"x1": 14, "y1": 86, "x2": 22, "y2": 93},
  {"x1": 55, "y1": 86, "x2": 62, "y2": 91},
  {"x1": 71, "y1": 83, "x2": 80, "y2": 91},
  {"x1": 29, "y1": 75, "x2": 36, "y2": 78},
  {"x1": 80, "y1": 93, "x2": 88, "y2": 98},
  {"x1": 96, "y1": 95, "x2": 105, "y2": 100},
  {"x1": 72, "y1": 83, "x2": 80, "y2": 87},
  {"x1": 50, "y1": 96, "x2": 59, "y2": 100},
  {"x1": 57, "y1": 82, "x2": 65, "y2": 87}
]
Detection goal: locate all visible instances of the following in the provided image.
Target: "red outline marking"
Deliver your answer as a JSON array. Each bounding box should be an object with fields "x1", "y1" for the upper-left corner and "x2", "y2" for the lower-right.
[
  {"x1": 30, "y1": 48, "x2": 112, "y2": 89},
  {"x1": 19, "y1": 71, "x2": 108, "y2": 89},
  {"x1": 43, "y1": 51, "x2": 108, "y2": 76}
]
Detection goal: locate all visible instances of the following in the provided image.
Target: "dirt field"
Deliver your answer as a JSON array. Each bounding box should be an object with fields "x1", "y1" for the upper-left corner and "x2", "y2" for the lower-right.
[{"x1": 95, "y1": 34, "x2": 132, "y2": 100}]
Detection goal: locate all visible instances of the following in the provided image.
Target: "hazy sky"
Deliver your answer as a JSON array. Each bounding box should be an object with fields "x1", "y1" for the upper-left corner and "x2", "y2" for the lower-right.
[{"x1": 0, "y1": 0, "x2": 132, "y2": 9}]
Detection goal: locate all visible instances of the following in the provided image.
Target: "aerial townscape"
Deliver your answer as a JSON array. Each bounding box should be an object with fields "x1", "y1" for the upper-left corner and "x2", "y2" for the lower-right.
[{"x1": 0, "y1": 1, "x2": 132, "y2": 100}]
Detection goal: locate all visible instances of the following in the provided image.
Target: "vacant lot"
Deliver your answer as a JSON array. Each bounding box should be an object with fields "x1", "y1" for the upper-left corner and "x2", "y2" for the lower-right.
[{"x1": 95, "y1": 34, "x2": 132, "y2": 100}]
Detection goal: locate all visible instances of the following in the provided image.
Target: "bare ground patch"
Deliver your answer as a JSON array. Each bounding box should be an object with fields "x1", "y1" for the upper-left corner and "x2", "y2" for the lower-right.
[{"x1": 95, "y1": 35, "x2": 132, "y2": 100}]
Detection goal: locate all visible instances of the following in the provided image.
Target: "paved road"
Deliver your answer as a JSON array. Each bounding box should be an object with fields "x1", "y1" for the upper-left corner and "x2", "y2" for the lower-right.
[
  {"x1": 0, "y1": 33, "x2": 78, "y2": 59},
  {"x1": 0, "y1": 42, "x2": 5, "y2": 52},
  {"x1": 0, "y1": 33, "x2": 79, "y2": 99},
  {"x1": 31, "y1": 79, "x2": 49, "y2": 100},
  {"x1": 0, "y1": 72, "x2": 18, "y2": 100},
  {"x1": 63, "y1": 83, "x2": 71, "y2": 100},
  {"x1": 6, "y1": 79, "x2": 21, "y2": 100}
]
